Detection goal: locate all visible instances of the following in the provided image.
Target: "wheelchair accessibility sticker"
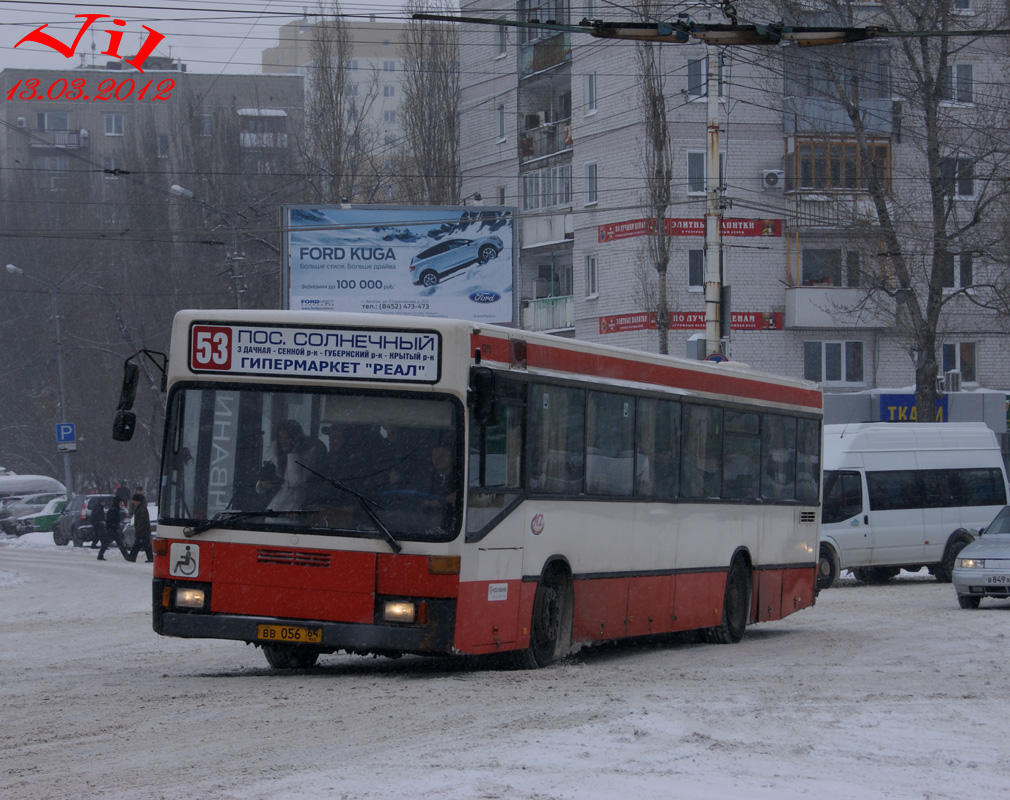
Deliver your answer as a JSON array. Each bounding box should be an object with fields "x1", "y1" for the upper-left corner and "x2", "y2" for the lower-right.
[{"x1": 169, "y1": 542, "x2": 200, "y2": 577}]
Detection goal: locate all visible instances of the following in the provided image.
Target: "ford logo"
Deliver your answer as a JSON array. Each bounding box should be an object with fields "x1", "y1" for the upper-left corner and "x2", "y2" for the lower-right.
[{"x1": 469, "y1": 291, "x2": 501, "y2": 303}]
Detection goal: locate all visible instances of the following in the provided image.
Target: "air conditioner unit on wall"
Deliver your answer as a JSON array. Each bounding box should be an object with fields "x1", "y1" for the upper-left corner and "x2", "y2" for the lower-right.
[
  {"x1": 16, "y1": 117, "x2": 26, "y2": 128},
  {"x1": 945, "y1": 370, "x2": 962, "y2": 392},
  {"x1": 762, "y1": 169, "x2": 785, "y2": 190}
]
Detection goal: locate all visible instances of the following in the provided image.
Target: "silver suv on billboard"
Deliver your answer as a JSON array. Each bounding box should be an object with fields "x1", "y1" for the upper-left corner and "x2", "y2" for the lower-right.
[{"x1": 409, "y1": 236, "x2": 504, "y2": 287}]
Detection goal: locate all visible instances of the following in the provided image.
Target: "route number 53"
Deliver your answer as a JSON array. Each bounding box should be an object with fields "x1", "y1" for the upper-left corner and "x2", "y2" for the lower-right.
[{"x1": 191, "y1": 325, "x2": 232, "y2": 371}]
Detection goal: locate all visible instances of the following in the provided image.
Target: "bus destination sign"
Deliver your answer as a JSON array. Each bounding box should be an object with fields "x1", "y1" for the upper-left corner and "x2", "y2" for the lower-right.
[{"x1": 189, "y1": 323, "x2": 441, "y2": 383}]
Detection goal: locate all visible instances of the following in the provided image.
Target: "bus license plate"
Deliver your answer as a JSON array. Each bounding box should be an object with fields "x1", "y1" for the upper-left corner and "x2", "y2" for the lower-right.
[{"x1": 256, "y1": 624, "x2": 323, "y2": 644}]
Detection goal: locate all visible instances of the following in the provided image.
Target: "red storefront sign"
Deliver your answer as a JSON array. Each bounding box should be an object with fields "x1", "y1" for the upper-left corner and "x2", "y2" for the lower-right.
[
  {"x1": 598, "y1": 218, "x2": 782, "y2": 242},
  {"x1": 599, "y1": 311, "x2": 784, "y2": 334}
]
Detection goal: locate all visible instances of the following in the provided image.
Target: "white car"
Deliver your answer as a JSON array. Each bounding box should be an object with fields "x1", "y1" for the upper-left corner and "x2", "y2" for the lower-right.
[{"x1": 952, "y1": 505, "x2": 1010, "y2": 608}]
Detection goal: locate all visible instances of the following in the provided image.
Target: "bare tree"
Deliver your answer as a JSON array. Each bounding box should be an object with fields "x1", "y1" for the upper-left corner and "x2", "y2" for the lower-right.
[
  {"x1": 400, "y1": 0, "x2": 461, "y2": 205},
  {"x1": 634, "y1": 0, "x2": 676, "y2": 354},
  {"x1": 302, "y1": 0, "x2": 382, "y2": 203},
  {"x1": 769, "y1": 0, "x2": 1010, "y2": 420}
]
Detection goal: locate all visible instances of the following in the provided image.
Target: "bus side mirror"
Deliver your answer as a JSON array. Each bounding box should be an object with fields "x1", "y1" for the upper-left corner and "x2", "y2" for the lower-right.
[
  {"x1": 118, "y1": 362, "x2": 140, "y2": 411},
  {"x1": 112, "y1": 409, "x2": 137, "y2": 442},
  {"x1": 471, "y1": 367, "x2": 497, "y2": 427}
]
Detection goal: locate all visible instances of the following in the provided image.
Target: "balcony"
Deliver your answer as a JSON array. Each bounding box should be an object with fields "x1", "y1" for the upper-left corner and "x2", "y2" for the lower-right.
[
  {"x1": 30, "y1": 130, "x2": 87, "y2": 148},
  {"x1": 520, "y1": 119, "x2": 572, "y2": 162},
  {"x1": 520, "y1": 32, "x2": 570, "y2": 77},
  {"x1": 522, "y1": 295, "x2": 574, "y2": 332},
  {"x1": 785, "y1": 286, "x2": 893, "y2": 329}
]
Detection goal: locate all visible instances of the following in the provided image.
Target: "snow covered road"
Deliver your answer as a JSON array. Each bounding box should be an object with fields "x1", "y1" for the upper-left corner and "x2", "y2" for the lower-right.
[{"x1": 2, "y1": 534, "x2": 1008, "y2": 799}]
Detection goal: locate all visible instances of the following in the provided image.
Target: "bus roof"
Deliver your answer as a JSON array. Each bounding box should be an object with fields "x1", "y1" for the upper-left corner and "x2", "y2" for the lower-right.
[{"x1": 170, "y1": 310, "x2": 822, "y2": 413}]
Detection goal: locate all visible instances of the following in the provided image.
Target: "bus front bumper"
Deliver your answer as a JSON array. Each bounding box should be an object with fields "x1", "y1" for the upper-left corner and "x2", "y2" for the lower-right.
[{"x1": 153, "y1": 580, "x2": 457, "y2": 655}]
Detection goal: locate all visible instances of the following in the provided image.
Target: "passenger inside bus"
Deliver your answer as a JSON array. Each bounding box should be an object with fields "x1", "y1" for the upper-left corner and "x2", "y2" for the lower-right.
[{"x1": 256, "y1": 419, "x2": 325, "y2": 511}]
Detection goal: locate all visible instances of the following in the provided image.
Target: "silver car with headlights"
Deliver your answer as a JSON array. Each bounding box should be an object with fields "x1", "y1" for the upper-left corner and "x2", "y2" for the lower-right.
[{"x1": 952, "y1": 505, "x2": 1010, "y2": 608}]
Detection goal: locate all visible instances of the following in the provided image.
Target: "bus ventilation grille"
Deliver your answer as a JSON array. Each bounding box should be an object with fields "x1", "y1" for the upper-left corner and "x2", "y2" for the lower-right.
[
  {"x1": 799, "y1": 511, "x2": 817, "y2": 524},
  {"x1": 257, "y1": 548, "x2": 331, "y2": 568}
]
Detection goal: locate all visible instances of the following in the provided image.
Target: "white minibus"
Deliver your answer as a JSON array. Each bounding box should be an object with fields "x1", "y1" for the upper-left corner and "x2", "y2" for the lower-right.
[{"x1": 818, "y1": 423, "x2": 1008, "y2": 589}]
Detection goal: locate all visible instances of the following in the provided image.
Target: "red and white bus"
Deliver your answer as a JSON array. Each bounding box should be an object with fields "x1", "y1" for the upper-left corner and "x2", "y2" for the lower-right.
[{"x1": 145, "y1": 309, "x2": 821, "y2": 669}]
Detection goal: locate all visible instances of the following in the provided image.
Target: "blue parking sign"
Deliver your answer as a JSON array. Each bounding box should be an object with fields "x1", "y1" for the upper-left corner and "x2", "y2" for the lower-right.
[{"x1": 55, "y1": 423, "x2": 76, "y2": 443}]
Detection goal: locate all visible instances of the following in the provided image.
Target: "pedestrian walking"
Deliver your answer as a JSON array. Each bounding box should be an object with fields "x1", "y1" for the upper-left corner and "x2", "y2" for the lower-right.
[
  {"x1": 126, "y1": 487, "x2": 153, "y2": 563},
  {"x1": 98, "y1": 496, "x2": 129, "y2": 560},
  {"x1": 90, "y1": 498, "x2": 106, "y2": 555}
]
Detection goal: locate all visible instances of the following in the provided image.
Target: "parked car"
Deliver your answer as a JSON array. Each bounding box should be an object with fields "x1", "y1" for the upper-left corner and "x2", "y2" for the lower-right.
[
  {"x1": 3, "y1": 492, "x2": 66, "y2": 520},
  {"x1": 16, "y1": 497, "x2": 67, "y2": 534},
  {"x1": 952, "y1": 505, "x2": 1010, "y2": 608},
  {"x1": 53, "y1": 494, "x2": 114, "y2": 547},
  {"x1": 409, "y1": 236, "x2": 504, "y2": 287}
]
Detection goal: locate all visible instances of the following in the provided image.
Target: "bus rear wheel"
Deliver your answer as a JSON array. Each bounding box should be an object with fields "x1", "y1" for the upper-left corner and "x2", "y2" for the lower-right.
[
  {"x1": 262, "y1": 645, "x2": 320, "y2": 670},
  {"x1": 706, "y1": 557, "x2": 751, "y2": 645},
  {"x1": 512, "y1": 566, "x2": 572, "y2": 669}
]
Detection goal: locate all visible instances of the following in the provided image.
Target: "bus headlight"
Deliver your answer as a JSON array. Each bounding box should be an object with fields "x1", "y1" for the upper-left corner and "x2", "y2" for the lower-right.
[
  {"x1": 175, "y1": 587, "x2": 207, "y2": 609},
  {"x1": 383, "y1": 601, "x2": 416, "y2": 623},
  {"x1": 958, "y1": 558, "x2": 984, "y2": 569}
]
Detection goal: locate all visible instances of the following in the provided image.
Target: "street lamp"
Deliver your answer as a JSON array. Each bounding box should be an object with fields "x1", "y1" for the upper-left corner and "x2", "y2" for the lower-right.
[
  {"x1": 5, "y1": 264, "x2": 73, "y2": 493},
  {"x1": 169, "y1": 183, "x2": 246, "y2": 308}
]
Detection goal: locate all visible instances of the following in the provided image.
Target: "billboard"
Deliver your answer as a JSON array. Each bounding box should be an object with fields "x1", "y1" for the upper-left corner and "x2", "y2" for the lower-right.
[{"x1": 283, "y1": 205, "x2": 516, "y2": 324}]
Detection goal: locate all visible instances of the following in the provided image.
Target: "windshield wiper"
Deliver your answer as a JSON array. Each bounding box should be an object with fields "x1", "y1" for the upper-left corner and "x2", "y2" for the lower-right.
[
  {"x1": 183, "y1": 509, "x2": 296, "y2": 537},
  {"x1": 296, "y1": 461, "x2": 402, "y2": 554}
]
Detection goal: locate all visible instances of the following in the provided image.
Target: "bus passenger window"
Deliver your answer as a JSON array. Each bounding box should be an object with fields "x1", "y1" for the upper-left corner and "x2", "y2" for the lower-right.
[{"x1": 635, "y1": 398, "x2": 680, "y2": 498}]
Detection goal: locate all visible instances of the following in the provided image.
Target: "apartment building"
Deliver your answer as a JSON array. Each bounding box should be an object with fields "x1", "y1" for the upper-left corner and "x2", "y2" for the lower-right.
[
  {"x1": 458, "y1": 0, "x2": 1010, "y2": 425},
  {"x1": 0, "y1": 57, "x2": 304, "y2": 198},
  {"x1": 262, "y1": 15, "x2": 408, "y2": 188}
]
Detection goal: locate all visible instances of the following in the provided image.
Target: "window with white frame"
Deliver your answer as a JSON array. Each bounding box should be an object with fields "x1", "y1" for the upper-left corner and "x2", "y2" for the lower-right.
[
  {"x1": 497, "y1": 103, "x2": 506, "y2": 140},
  {"x1": 585, "y1": 72, "x2": 597, "y2": 114},
  {"x1": 940, "y1": 155, "x2": 975, "y2": 199},
  {"x1": 104, "y1": 113, "x2": 124, "y2": 136},
  {"x1": 804, "y1": 341, "x2": 864, "y2": 384},
  {"x1": 383, "y1": 110, "x2": 396, "y2": 124},
  {"x1": 349, "y1": 60, "x2": 358, "y2": 70},
  {"x1": 584, "y1": 161, "x2": 598, "y2": 205},
  {"x1": 497, "y1": 22, "x2": 507, "y2": 56},
  {"x1": 383, "y1": 60, "x2": 395, "y2": 72},
  {"x1": 346, "y1": 83, "x2": 358, "y2": 97},
  {"x1": 941, "y1": 63, "x2": 973, "y2": 103},
  {"x1": 940, "y1": 251, "x2": 974, "y2": 291},
  {"x1": 943, "y1": 341, "x2": 976, "y2": 381},
  {"x1": 687, "y1": 56, "x2": 724, "y2": 99},
  {"x1": 522, "y1": 164, "x2": 572, "y2": 211},
  {"x1": 688, "y1": 249, "x2": 704, "y2": 290},
  {"x1": 384, "y1": 85, "x2": 395, "y2": 97},
  {"x1": 953, "y1": 0, "x2": 972, "y2": 12},
  {"x1": 686, "y1": 151, "x2": 726, "y2": 195},
  {"x1": 586, "y1": 254, "x2": 599, "y2": 297}
]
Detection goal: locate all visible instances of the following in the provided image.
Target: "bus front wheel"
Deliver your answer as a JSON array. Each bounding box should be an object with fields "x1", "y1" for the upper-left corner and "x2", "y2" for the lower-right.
[
  {"x1": 706, "y1": 557, "x2": 751, "y2": 645},
  {"x1": 817, "y1": 544, "x2": 839, "y2": 591},
  {"x1": 262, "y1": 645, "x2": 320, "y2": 670},
  {"x1": 512, "y1": 566, "x2": 572, "y2": 669}
]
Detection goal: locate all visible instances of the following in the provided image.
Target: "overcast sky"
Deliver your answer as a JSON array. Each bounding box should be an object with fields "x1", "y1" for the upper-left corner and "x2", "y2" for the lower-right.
[{"x1": 0, "y1": 1, "x2": 413, "y2": 75}]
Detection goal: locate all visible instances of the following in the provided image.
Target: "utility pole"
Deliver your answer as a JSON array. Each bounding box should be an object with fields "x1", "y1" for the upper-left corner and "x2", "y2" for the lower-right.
[{"x1": 704, "y1": 46, "x2": 724, "y2": 358}]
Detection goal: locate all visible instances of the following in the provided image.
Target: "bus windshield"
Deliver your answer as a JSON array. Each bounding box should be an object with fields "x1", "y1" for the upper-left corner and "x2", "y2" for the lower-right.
[{"x1": 160, "y1": 384, "x2": 463, "y2": 543}]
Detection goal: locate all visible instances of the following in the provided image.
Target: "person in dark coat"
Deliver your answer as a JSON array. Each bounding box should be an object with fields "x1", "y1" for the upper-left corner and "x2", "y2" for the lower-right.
[
  {"x1": 125, "y1": 488, "x2": 153, "y2": 563},
  {"x1": 90, "y1": 499, "x2": 107, "y2": 554},
  {"x1": 97, "y1": 496, "x2": 128, "y2": 560}
]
